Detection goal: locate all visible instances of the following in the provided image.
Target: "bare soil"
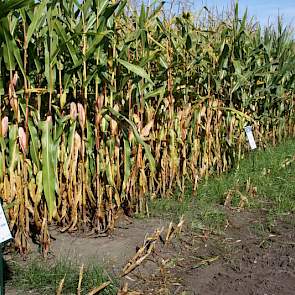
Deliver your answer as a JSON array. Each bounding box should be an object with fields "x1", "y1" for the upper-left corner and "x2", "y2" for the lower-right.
[
  {"x1": 180, "y1": 215, "x2": 295, "y2": 295},
  {"x1": 4, "y1": 210, "x2": 295, "y2": 295},
  {"x1": 121, "y1": 210, "x2": 295, "y2": 295},
  {"x1": 49, "y1": 217, "x2": 169, "y2": 270}
]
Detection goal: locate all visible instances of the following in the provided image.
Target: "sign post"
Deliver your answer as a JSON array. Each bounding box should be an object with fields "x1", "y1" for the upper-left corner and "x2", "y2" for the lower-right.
[
  {"x1": 244, "y1": 126, "x2": 257, "y2": 170},
  {"x1": 0, "y1": 201, "x2": 12, "y2": 295}
]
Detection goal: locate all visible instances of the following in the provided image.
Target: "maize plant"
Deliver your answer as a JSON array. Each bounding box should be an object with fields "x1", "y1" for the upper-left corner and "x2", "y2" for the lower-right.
[{"x1": 0, "y1": 0, "x2": 294, "y2": 254}]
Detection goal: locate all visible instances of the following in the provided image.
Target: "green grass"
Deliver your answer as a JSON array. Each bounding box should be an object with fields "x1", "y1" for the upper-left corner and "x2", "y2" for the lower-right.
[
  {"x1": 150, "y1": 138, "x2": 295, "y2": 232},
  {"x1": 7, "y1": 257, "x2": 117, "y2": 295}
]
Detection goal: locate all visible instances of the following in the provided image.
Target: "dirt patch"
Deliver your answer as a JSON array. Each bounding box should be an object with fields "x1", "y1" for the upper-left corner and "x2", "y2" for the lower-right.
[
  {"x1": 183, "y1": 232, "x2": 295, "y2": 295},
  {"x1": 4, "y1": 218, "x2": 169, "y2": 284},
  {"x1": 48, "y1": 218, "x2": 169, "y2": 269},
  {"x1": 121, "y1": 211, "x2": 295, "y2": 295}
]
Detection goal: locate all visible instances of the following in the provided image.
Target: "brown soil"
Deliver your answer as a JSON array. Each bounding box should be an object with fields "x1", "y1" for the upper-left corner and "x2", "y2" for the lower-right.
[
  {"x1": 180, "y1": 220, "x2": 295, "y2": 295},
  {"x1": 4, "y1": 211, "x2": 295, "y2": 295},
  {"x1": 49, "y1": 217, "x2": 169, "y2": 270},
  {"x1": 121, "y1": 211, "x2": 295, "y2": 295}
]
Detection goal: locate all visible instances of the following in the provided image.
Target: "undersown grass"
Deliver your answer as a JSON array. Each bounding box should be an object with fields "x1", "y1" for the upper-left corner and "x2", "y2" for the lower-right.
[
  {"x1": 7, "y1": 258, "x2": 117, "y2": 295},
  {"x1": 150, "y1": 139, "x2": 295, "y2": 232}
]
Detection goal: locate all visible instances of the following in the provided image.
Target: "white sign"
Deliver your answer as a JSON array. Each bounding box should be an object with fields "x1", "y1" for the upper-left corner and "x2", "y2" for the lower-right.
[
  {"x1": 244, "y1": 126, "x2": 257, "y2": 150},
  {"x1": 0, "y1": 203, "x2": 12, "y2": 244}
]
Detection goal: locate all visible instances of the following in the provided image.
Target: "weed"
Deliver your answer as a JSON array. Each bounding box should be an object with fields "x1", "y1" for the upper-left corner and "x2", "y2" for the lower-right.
[{"x1": 7, "y1": 257, "x2": 117, "y2": 295}]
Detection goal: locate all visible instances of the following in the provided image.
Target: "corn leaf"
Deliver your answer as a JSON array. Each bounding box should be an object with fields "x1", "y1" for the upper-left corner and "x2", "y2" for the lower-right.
[{"x1": 40, "y1": 120, "x2": 56, "y2": 221}]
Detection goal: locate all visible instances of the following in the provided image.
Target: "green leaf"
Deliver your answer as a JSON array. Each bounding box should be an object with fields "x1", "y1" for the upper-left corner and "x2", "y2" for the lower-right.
[
  {"x1": 44, "y1": 38, "x2": 50, "y2": 90},
  {"x1": 8, "y1": 125, "x2": 19, "y2": 174},
  {"x1": 3, "y1": 29, "x2": 16, "y2": 70},
  {"x1": 0, "y1": 0, "x2": 33, "y2": 19},
  {"x1": 117, "y1": 58, "x2": 153, "y2": 84},
  {"x1": 54, "y1": 20, "x2": 79, "y2": 66},
  {"x1": 39, "y1": 120, "x2": 56, "y2": 221},
  {"x1": 26, "y1": 0, "x2": 47, "y2": 44},
  {"x1": 144, "y1": 84, "x2": 166, "y2": 100},
  {"x1": 28, "y1": 120, "x2": 41, "y2": 170},
  {"x1": 12, "y1": 37, "x2": 26, "y2": 78},
  {"x1": 85, "y1": 30, "x2": 111, "y2": 61},
  {"x1": 122, "y1": 138, "x2": 131, "y2": 194}
]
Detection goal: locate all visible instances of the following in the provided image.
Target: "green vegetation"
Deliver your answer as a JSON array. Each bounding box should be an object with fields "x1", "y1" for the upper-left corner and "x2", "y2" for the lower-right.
[
  {"x1": 7, "y1": 257, "x2": 117, "y2": 295},
  {"x1": 151, "y1": 139, "x2": 295, "y2": 232},
  {"x1": 0, "y1": 0, "x2": 294, "y2": 253}
]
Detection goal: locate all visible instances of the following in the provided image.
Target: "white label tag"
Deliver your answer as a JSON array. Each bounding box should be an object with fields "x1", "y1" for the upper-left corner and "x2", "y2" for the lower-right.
[
  {"x1": 0, "y1": 203, "x2": 12, "y2": 244},
  {"x1": 244, "y1": 126, "x2": 257, "y2": 150}
]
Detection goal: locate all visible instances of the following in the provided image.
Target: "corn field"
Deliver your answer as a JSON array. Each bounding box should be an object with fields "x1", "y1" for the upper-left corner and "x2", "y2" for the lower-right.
[{"x1": 0, "y1": 0, "x2": 294, "y2": 254}]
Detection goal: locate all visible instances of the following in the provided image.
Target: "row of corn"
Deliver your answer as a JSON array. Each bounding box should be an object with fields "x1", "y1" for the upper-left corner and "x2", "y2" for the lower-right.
[{"x1": 0, "y1": 0, "x2": 294, "y2": 253}]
